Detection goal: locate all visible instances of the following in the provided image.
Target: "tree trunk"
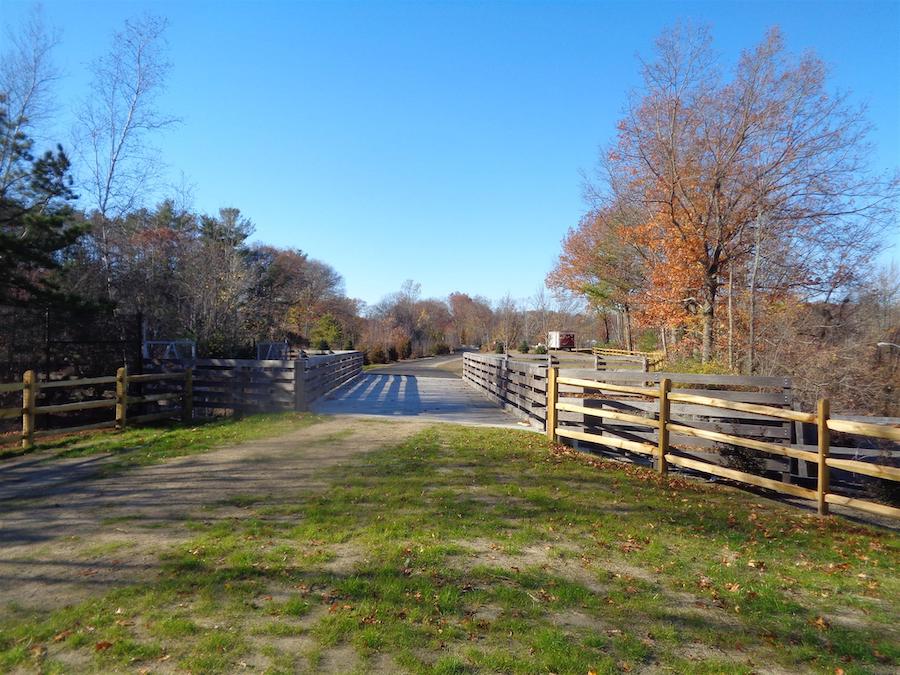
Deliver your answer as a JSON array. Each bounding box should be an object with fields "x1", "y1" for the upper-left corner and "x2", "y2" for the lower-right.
[
  {"x1": 700, "y1": 274, "x2": 717, "y2": 364},
  {"x1": 623, "y1": 306, "x2": 634, "y2": 352},
  {"x1": 727, "y1": 263, "x2": 734, "y2": 371},
  {"x1": 660, "y1": 326, "x2": 668, "y2": 359},
  {"x1": 747, "y1": 215, "x2": 763, "y2": 374}
]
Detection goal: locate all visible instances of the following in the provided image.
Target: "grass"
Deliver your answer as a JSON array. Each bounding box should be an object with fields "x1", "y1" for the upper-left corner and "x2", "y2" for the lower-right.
[
  {"x1": 0, "y1": 411, "x2": 321, "y2": 475},
  {"x1": 1, "y1": 422, "x2": 897, "y2": 673}
]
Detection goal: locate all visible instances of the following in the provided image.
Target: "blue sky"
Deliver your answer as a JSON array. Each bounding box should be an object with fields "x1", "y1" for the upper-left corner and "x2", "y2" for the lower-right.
[{"x1": 4, "y1": 0, "x2": 899, "y2": 306}]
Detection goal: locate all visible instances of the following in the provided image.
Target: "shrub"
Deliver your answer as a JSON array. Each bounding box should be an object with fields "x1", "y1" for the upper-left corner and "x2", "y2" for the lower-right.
[
  {"x1": 398, "y1": 339, "x2": 412, "y2": 360},
  {"x1": 534, "y1": 344, "x2": 548, "y2": 355},
  {"x1": 367, "y1": 347, "x2": 386, "y2": 364},
  {"x1": 387, "y1": 345, "x2": 399, "y2": 362},
  {"x1": 432, "y1": 342, "x2": 450, "y2": 355},
  {"x1": 493, "y1": 340, "x2": 505, "y2": 354},
  {"x1": 636, "y1": 331, "x2": 659, "y2": 352},
  {"x1": 315, "y1": 338, "x2": 330, "y2": 351},
  {"x1": 518, "y1": 340, "x2": 530, "y2": 354}
]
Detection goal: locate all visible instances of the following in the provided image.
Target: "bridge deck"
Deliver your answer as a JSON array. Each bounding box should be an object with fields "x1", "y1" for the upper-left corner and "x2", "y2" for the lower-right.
[{"x1": 311, "y1": 356, "x2": 527, "y2": 429}]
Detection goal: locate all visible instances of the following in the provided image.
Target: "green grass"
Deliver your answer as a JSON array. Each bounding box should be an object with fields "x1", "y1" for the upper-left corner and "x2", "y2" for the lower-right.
[
  {"x1": 1, "y1": 424, "x2": 897, "y2": 673},
  {"x1": 0, "y1": 412, "x2": 321, "y2": 475}
]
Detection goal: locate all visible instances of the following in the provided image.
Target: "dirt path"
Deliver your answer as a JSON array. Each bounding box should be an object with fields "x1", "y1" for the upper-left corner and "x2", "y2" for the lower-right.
[{"x1": 0, "y1": 417, "x2": 427, "y2": 615}]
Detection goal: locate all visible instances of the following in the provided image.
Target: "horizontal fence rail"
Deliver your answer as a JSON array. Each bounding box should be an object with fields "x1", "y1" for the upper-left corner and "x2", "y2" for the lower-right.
[
  {"x1": 2, "y1": 351, "x2": 364, "y2": 449},
  {"x1": 1, "y1": 368, "x2": 190, "y2": 449},
  {"x1": 546, "y1": 368, "x2": 900, "y2": 520},
  {"x1": 462, "y1": 353, "x2": 548, "y2": 427}
]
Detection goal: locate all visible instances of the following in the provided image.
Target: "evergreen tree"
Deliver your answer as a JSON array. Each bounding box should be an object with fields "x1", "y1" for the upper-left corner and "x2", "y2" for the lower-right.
[{"x1": 0, "y1": 96, "x2": 84, "y2": 306}]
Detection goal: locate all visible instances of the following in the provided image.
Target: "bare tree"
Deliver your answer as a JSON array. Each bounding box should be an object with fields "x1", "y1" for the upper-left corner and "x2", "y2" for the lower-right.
[
  {"x1": 74, "y1": 14, "x2": 176, "y2": 300},
  {"x1": 0, "y1": 4, "x2": 60, "y2": 196}
]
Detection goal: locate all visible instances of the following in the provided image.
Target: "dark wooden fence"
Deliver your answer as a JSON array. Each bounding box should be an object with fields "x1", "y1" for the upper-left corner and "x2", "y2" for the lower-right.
[
  {"x1": 1, "y1": 351, "x2": 364, "y2": 447},
  {"x1": 463, "y1": 353, "x2": 900, "y2": 519},
  {"x1": 462, "y1": 353, "x2": 548, "y2": 427}
]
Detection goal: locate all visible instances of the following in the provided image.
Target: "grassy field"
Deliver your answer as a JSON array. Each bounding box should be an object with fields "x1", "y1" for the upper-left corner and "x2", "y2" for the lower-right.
[
  {"x1": 0, "y1": 412, "x2": 321, "y2": 473},
  {"x1": 1, "y1": 419, "x2": 897, "y2": 674}
]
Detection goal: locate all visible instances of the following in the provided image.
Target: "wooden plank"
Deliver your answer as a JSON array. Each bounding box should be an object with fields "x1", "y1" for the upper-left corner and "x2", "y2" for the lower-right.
[
  {"x1": 824, "y1": 494, "x2": 900, "y2": 519},
  {"x1": 35, "y1": 399, "x2": 117, "y2": 414},
  {"x1": 666, "y1": 423, "x2": 818, "y2": 462},
  {"x1": 0, "y1": 407, "x2": 22, "y2": 419},
  {"x1": 37, "y1": 376, "x2": 117, "y2": 389},
  {"x1": 128, "y1": 393, "x2": 180, "y2": 404},
  {"x1": 560, "y1": 368, "x2": 790, "y2": 388},
  {"x1": 826, "y1": 457, "x2": 900, "y2": 482},
  {"x1": 827, "y1": 418, "x2": 900, "y2": 442},
  {"x1": 556, "y1": 427, "x2": 656, "y2": 455},
  {"x1": 34, "y1": 419, "x2": 117, "y2": 438},
  {"x1": 665, "y1": 454, "x2": 817, "y2": 500},
  {"x1": 556, "y1": 402, "x2": 658, "y2": 428},
  {"x1": 128, "y1": 372, "x2": 186, "y2": 383},
  {"x1": 0, "y1": 381, "x2": 25, "y2": 393},
  {"x1": 667, "y1": 392, "x2": 815, "y2": 423},
  {"x1": 557, "y1": 376, "x2": 658, "y2": 397}
]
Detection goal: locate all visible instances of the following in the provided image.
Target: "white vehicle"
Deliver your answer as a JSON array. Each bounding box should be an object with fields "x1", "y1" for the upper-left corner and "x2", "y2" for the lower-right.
[{"x1": 547, "y1": 331, "x2": 575, "y2": 350}]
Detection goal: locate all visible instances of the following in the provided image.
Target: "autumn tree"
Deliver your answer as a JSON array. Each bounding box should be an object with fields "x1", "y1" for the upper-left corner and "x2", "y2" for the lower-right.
[
  {"x1": 547, "y1": 206, "x2": 646, "y2": 350},
  {"x1": 599, "y1": 24, "x2": 898, "y2": 363}
]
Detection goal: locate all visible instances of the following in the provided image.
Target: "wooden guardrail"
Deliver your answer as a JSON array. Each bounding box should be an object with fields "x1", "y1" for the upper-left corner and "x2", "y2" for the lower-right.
[
  {"x1": 462, "y1": 353, "x2": 548, "y2": 427},
  {"x1": 146, "y1": 351, "x2": 364, "y2": 416},
  {"x1": 1, "y1": 368, "x2": 191, "y2": 449},
  {"x1": 592, "y1": 347, "x2": 663, "y2": 372},
  {"x1": 2, "y1": 351, "x2": 365, "y2": 449},
  {"x1": 546, "y1": 367, "x2": 900, "y2": 519}
]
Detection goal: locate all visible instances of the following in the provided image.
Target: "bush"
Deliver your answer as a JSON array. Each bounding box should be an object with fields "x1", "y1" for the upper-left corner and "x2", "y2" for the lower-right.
[
  {"x1": 398, "y1": 339, "x2": 412, "y2": 360},
  {"x1": 493, "y1": 340, "x2": 505, "y2": 354},
  {"x1": 518, "y1": 340, "x2": 530, "y2": 354},
  {"x1": 367, "y1": 347, "x2": 386, "y2": 364},
  {"x1": 534, "y1": 344, "x2": 548, "y2": 355},
  {"x1": 387, "y1": 346, "x2": 399, "y2": 362},
  {"x1": 432, "y1": 342, "x2": 450, "y2": 355},
  {"x1": 315, "y1": 338, "x2": 330, "y2": 351},
  {"x1": 636, "y1": 331, "x2": 659, "y2": 352}
]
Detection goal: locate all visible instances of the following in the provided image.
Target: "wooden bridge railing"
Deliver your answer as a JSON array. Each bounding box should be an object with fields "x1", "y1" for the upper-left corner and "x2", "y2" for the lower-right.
[
  {"x1": 546, "y1": 367, "x2": 900, "y2": 520},
  {"x1": 2, "y1": 351, "x2": 364, "y2": 448}
]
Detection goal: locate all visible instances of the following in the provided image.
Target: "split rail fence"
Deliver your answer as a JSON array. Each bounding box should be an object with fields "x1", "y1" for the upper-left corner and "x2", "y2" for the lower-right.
[
  {"x1": 1, "y1": 368, "x2": 190, "y2": 450},
  {"x1": 1, "y1": 351, "x2": 363, "y2": 449},
  {"x1": 464, "y1": 353, "x2": 900, "y2": 520}
]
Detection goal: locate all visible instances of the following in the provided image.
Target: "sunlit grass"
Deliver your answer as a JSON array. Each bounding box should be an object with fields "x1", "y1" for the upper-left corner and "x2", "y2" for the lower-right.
[{"x1": 1, "y1": 423, "x2": 896, "y2": 673}]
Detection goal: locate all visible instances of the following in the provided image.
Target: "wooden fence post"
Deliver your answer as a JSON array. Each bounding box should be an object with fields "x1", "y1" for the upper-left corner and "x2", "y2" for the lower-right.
[
  {"x1": 115, "y1": 366, "x2": 128, "y2": 430},
  {"x1": 546, "y1": 366, "x2": 559, "y2": 442},
  {"x1": 182, "y1": 368, "x2": 193, "y2": 423},
  {"x1": 817, "y1": 398, "x2": 830, "y2": 516},
  {"x1": 294, "y1": 360, "x2": 307, "y2": 411},
  {"x1": 657, "y1": 378, "x2": 671, "y2": 475},
  {"x1": 22, "y1": 370, "x2": 36, "y2": 450}
]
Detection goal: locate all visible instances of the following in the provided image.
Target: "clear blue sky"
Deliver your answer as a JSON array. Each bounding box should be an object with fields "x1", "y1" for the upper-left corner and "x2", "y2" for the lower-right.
[{"x1": 5, "y1": 0, "x2": 900, "y2": 306}]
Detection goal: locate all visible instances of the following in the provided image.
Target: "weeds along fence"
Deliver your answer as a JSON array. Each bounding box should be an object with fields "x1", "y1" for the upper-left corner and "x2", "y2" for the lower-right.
[
  {"x1": 463, "y1": 353, "x2": 900, "y2": 520},
  {"x1": 0, "y1": 351, "x2": 363, "y2": 448}
]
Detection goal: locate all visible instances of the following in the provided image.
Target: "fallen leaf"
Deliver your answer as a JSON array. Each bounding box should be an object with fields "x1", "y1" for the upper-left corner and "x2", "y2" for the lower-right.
[{"x1": 94, "y1": 641, "x2": 113, "y2": 652}]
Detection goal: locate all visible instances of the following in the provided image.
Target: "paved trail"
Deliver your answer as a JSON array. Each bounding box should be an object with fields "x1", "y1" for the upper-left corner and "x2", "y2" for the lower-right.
[{"x1": 312, "y1": 353, "x2": 527, "y2": 429}]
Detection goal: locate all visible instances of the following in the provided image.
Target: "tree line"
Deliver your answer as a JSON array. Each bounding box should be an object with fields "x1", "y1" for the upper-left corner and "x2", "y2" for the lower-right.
[
  {"x1": 548, "y1": 25, "x2": 899, "y2": 413},
  {"x1": 0, "y1": 8, "x2": 596, "y2": 379}
]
